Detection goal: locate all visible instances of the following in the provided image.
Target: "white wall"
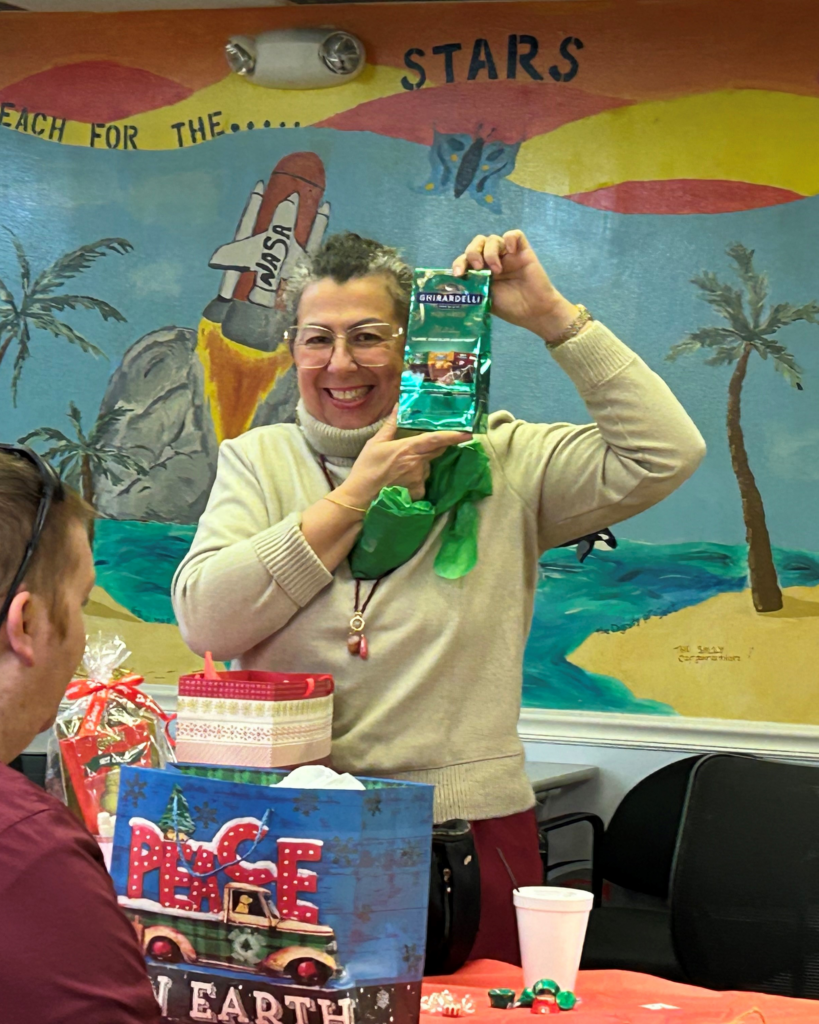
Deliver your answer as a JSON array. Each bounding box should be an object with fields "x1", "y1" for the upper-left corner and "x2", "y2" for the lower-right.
[{"x1": 524, "y1": 739, "x2": 693, "y2": 825}]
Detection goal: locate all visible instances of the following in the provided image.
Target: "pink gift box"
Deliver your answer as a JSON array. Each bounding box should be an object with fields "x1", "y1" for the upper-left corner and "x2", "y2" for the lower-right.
[{"x1": 175, "y1": 670, "x2": 334, "y2": 769}]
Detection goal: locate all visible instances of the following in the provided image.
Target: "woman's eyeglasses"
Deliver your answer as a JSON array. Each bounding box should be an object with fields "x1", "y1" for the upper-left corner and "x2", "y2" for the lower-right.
[
  {"x1": 284, "y1": 322, "x2": 405, "y2": 370},
  {"x1": 0, "y1": 444, "x2": 64, "y2": 628}
]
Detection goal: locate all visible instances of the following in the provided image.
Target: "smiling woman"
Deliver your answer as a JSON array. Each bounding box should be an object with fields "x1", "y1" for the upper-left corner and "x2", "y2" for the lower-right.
[
  {"x1": 286, "y1": 281, "x2": 406, "y2": 429},
  {"x1": 284, "y1": 233, "x2": 411, "y2": 429},
  {"x1": 172, "y1": 227, "x2": 706, "y2": 965}
]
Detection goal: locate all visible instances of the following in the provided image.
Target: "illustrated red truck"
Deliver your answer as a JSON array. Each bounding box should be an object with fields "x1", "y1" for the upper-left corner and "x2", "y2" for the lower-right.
[{"x1": 122, "y1": 882, "x2": 339, "y2": 986}]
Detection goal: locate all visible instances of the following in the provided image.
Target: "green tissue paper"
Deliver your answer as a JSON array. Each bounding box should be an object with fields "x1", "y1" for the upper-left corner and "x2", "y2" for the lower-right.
[{"x1": 349, "y1": 440, "x2": 492, "y2": 580}]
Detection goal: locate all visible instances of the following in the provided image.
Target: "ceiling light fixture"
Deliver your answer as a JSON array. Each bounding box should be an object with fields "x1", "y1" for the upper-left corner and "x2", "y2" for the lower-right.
[{"x1": 225, "y1": 28, "x2": 366, "y2": 90}]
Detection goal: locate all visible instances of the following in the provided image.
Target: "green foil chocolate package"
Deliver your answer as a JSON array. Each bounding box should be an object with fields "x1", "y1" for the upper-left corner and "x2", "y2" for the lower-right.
[{"x1": 397, "y1": 268, "x2": 491, "y2": 433}]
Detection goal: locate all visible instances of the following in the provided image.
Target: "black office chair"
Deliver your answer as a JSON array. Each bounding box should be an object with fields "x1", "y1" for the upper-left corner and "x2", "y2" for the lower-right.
[
  {"x1": 672, "y1": 753, "x2": 819, "y2": 999},
  {"x1": 540, "y1": 754, "x2": 703, "y2": 982}
]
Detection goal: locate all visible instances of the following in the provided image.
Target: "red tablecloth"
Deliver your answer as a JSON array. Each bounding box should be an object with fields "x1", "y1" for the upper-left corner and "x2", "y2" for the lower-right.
[{"x1": 423, "y1": 960, "x2": 819, "y2": 1023}]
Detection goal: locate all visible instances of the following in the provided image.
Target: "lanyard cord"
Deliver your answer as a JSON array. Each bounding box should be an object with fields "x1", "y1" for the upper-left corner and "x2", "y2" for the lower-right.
[{"x1": 318, "y1": 456, "x2": 382, "y2": 657}]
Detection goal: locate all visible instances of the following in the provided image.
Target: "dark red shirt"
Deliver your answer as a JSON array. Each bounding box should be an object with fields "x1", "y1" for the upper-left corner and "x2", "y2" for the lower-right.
[{"x1": 0, "y1": 761, "x2": 161, "y2": 1024}]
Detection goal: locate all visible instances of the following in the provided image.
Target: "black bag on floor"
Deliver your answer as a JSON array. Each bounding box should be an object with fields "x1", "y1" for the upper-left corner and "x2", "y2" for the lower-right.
[{"x1": 424, "y1": 819, "x2": 481, "y2": 975}]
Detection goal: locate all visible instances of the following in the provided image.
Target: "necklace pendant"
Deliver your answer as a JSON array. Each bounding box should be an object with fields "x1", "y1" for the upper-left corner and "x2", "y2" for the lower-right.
[
  {"x1": 359, "y1": 635, "x2": 369, "y2": 660},
  {"x1": 348, "y1": 612, "x2": 365, "y2": 656}
]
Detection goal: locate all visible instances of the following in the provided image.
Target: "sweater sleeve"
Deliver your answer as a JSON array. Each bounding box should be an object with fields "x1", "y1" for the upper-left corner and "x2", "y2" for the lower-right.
[
  {"x1": 486, "y1": 321, "x2": 706, "y2": 554},
  {"x1": 172, "y1": 437, "x2": 333, "y2": 661}
]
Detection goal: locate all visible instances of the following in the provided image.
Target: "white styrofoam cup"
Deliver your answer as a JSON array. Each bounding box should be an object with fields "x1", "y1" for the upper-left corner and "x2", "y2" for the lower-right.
[{"x1": 513, "y1": 886, "x2": 594, "y2": 993}]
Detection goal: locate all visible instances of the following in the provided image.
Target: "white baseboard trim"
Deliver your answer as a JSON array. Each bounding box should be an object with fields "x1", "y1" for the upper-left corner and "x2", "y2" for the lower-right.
[{"x1": 518, "y1": 708, "x2": 819, "y2": 760}]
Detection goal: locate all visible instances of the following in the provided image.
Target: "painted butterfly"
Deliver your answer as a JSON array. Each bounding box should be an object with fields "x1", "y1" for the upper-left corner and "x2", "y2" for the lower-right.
[{"x1": 419, "y1": 129, "x2": 520, "y2": 212}]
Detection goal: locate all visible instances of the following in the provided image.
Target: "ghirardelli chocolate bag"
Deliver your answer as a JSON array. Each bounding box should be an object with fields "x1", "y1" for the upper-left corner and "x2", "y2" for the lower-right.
[{"x1": 398, "y1": 269, "x2": 491, "y2": 433}]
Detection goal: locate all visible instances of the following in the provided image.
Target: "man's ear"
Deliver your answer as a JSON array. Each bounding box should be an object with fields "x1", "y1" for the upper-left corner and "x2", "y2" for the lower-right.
[{"x1": 3, "y1": 591, "x2": 36, "y2": 667}]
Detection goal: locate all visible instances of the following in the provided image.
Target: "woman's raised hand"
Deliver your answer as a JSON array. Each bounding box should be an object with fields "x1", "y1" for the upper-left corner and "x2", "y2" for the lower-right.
[
  {"x1": 452, "y1": 230, "x2": 580, "y2": 342},
  {"x1": 336, "y1": 408, "x2": 470, "y2": 505}
]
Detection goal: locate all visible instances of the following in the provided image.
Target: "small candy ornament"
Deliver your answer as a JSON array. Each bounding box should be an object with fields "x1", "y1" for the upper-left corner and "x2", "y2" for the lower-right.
[
  {"x1": 532, "y1": 982, "x2": 560, "y2": 998},
  {"x1": 421, "y1": 991, "x2": 476, "y2": 1017},
  {"x1": 488, "y1": 990, "x2": 516, "y2": 1010},
  {"x1": 530, "y1": 981, "x2": 561, "y2": 1015},
  {"x1": 530, "y1": 997, "x2": 559, "y2": 1015}
]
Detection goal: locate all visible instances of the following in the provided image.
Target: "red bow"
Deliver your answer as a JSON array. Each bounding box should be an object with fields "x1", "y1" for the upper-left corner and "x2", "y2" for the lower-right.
[{"x1": 66, "y1": 675, "x2": 175, "y2": 740}]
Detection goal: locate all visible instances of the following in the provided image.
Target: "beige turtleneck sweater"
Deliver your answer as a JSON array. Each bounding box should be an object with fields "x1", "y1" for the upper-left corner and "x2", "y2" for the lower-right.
[{"x1": 172, "y1": 322, "x2": 705, "y2": 822}]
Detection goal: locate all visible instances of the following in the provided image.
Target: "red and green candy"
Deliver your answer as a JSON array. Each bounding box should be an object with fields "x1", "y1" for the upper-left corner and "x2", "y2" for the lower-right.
[{"x1": 488, "y1": 980, "x2": 577, "y2": 1014}]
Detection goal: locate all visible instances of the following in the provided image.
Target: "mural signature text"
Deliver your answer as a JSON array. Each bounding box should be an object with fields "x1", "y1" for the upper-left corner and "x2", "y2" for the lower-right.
[{"x1": 673, "y1": 645, "x2": 742, "y2": 663}]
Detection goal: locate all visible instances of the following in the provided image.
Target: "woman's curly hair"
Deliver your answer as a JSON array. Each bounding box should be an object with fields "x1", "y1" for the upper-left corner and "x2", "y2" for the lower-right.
[{"x1": 288, "y1": 231, "x2": 413, "y2": 325}]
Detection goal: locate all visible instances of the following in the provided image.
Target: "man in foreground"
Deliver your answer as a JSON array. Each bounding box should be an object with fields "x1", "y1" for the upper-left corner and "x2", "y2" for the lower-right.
[{"x1": 0, "y1": 445, "x2": 161, "y2": 1024}]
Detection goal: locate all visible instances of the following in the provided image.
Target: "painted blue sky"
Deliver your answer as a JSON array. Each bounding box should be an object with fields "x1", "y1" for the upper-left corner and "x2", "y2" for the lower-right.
[{"x1": 1, "y1": 126, "x2": 818, "y2": 548}]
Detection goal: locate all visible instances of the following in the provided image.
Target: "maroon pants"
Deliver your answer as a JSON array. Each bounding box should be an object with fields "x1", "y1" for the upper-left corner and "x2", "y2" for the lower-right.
[{"x1": 467, "y1": 808, "x2": 543, "y2": 965}]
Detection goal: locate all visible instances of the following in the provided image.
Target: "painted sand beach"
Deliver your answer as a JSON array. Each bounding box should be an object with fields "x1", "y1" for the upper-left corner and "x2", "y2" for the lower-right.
[
  {"x1": 526, "y1": 540, "x2": 819, "y2": 719},
  {"x1": 569, "y1": 584, "x2": 819, "y2": 723},
  {"x1": 83, "y1": 585, "x2": 203, "y2": 687},
  {"x1": 93, "y1": 520, "x2": 819, "y2": 720}
]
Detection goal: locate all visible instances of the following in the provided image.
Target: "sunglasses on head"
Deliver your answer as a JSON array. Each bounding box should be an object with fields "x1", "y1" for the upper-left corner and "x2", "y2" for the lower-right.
[{"x1": 0, "y1": 444, "x2": 64, "y2": 629}]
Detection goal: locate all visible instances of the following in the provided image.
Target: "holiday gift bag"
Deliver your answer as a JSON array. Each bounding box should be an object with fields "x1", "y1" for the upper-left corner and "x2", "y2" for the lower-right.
[{"x1": 111, "y1": 763, "x2": 434, "y2": 1024}]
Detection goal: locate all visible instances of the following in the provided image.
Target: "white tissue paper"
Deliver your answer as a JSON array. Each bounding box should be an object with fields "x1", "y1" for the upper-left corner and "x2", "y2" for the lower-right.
[{"x1": 273, "y1": 764, "x2": 366, "y2": 791}]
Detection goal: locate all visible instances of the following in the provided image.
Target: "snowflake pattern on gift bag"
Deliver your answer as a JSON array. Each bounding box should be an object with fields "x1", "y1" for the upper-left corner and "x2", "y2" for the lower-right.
[{"x1": 119, "y1": 775, "x2": 147, "y2": 809}]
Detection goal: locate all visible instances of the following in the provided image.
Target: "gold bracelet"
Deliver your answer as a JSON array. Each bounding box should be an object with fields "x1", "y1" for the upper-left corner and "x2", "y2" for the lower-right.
[
  {"x1": 544, "y1": 304, "x2": 594, "y2": 347},
  {"x1": 324, "y1": 494, "x2": 369, "y2": 515}
]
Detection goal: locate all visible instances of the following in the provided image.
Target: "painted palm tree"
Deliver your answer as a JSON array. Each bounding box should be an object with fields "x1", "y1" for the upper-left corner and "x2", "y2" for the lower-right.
[
  {"x1": 20, "y1": 403, "x2": 146, "y2": 543},
  {"x1": 0, "y1": 229, "x2": 132, "y2": 405},
  {"x1": 667, "y1": 243, "x2": 819, "y2": 613}
]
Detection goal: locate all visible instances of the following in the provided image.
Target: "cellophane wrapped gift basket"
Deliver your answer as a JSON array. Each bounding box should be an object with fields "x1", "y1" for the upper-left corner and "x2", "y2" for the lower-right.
[{"x1": 48, "y1": 632, "x2": 175, "y2": 862}]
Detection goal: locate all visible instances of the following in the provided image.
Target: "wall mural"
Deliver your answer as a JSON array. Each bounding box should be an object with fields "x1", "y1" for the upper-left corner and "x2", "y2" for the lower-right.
[{"x1": 1, "y1": 1, "x2": 818, "y2": 726}]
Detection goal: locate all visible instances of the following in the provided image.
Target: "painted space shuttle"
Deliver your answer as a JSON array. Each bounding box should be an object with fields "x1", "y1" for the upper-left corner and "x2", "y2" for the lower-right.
[{"x1": 204, "y1": 152, "x2": 330, "y2": 352}]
